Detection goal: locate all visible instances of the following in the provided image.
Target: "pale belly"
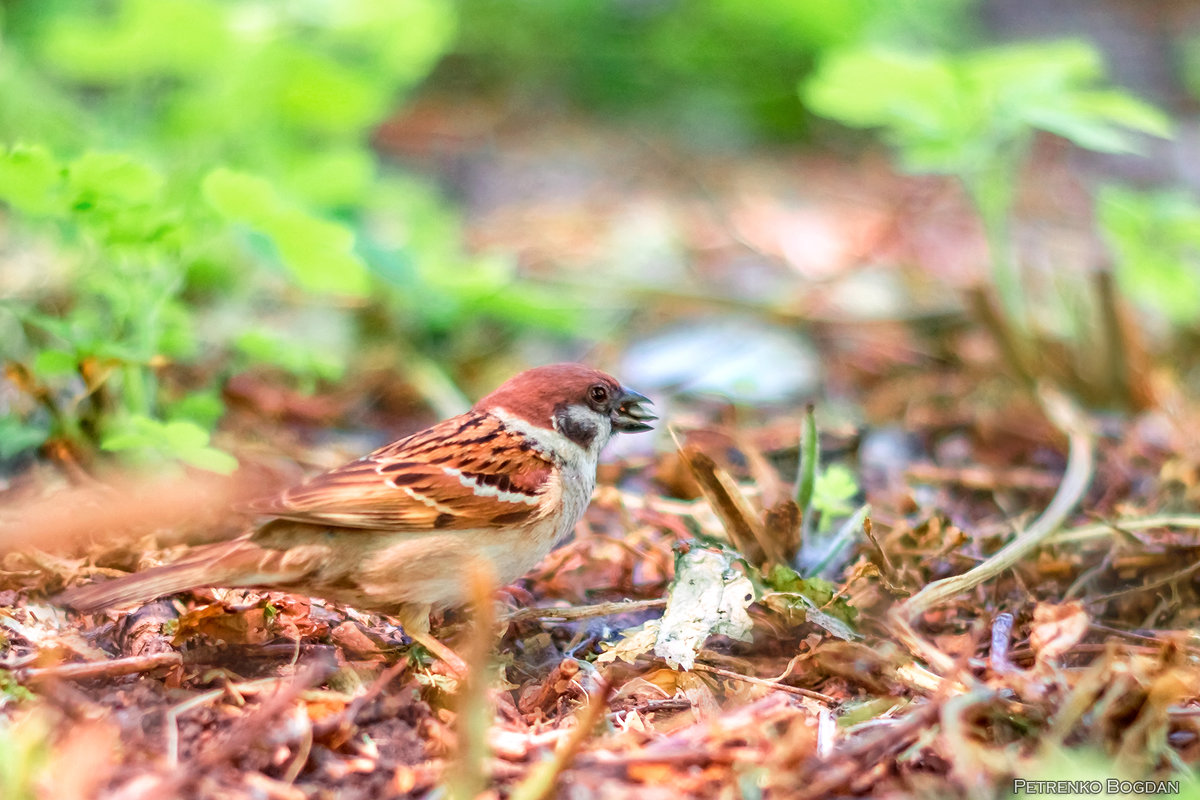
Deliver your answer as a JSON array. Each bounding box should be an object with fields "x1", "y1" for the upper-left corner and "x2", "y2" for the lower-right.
[{"x1": 257, "y1": 471, "x2": 595, "y2": 613}]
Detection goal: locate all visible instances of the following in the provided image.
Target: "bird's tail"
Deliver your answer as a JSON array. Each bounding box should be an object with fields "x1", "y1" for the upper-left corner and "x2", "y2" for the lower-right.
[{"x1": 56, "y1": 538, "x2": 301, "y2": 612}]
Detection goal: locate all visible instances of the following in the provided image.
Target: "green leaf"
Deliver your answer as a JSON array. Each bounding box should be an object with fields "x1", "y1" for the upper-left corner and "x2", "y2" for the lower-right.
[
  {"x1": 203, "y1": 168, "x2": 370, "y2": 296},
  {"x1": 235, "y1": 329, "x2": 343, "y2": 384},
  {"x1": 0, "y1": 416, "x2": 49, "y2": 459},
  {"x1": 795, "y1": 405, "x2": 817, "y2": 518},
  {"x1": 38, "y1": 0, "x2": 231, "y2": 83},
  {"x1": 803, "y1": 49, "x2": 953, "y2": 130},
  {"x1": 1099, "y1": 186, "x2": 1200, "y2": 326},
  {"x1": 813, "y1": 463, "x2": 859, "y2": 519},
  {"x1": 102, "y1": 415, "x2": 237, "y2": 474},
  {"x1": 268, "y1": 46, "x2": 387, "y2": 136},
  {"x1": 32, "y1": 349, "x2": 78, "y2": 378},
  {"x1": 201, "y1": 168, "x2": 277, "y2": 222},
  {"x1": 760, "y1": 563, "x2": 859, "y2": 640},
  {"x1": 803, "y1": 40, "x2": 1172, "y2": 177},
  {"x1": 1022, "y1": 91, "x2": 1173, "y2": 154},
  {"x1": 68, "y1": 151, "x2": 164, "y2": 206},
  {"x1": 166, "y1": 390, "x2": 226, "y2": 429},
  {"x1": 0, "y1": 145, "x2": 64, "y2": 215}
]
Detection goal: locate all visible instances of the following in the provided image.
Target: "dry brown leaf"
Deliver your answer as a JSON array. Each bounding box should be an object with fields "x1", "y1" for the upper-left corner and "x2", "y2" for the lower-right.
[
  {"x1": 1030, "y1": 601, "x2": 1090, "y2": 664},
  {"x1": 172, "y1": 603, "x2": 270, "y2": 646},
  {"x1": 679, "y1": 445, "x2": 769, "y2": 564}
]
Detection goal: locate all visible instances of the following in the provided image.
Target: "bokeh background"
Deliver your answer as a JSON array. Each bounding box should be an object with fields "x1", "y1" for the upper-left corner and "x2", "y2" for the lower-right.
[
  {"x1": 1, "y1": 0, "x2": 1198, "y2": 470},
  {"x1": 8, "y1": 4, "x2": 1200, "y2": 798}
]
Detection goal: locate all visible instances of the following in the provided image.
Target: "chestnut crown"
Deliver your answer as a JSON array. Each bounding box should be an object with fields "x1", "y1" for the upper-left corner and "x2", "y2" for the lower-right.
[{"x1": 474, "y1": 364, "x2": 655, "y2": 439}]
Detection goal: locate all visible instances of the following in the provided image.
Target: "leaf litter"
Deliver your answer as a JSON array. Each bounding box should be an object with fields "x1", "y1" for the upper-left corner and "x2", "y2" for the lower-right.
[{"x1": 4, "y1": 119, "x2": 1200, "y2": 799}]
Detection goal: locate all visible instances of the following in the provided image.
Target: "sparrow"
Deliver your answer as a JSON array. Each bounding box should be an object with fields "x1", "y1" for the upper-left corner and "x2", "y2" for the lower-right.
[{"x1": 59, "y1": 364, "x2": 656, "y2": 666}]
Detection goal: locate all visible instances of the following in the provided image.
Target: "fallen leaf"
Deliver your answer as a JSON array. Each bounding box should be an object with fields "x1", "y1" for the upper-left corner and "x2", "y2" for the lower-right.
[
  {"x1": 654, "y1": 545, "x2": 755, "y2": 670},
  {"x1": 1030, "y1": 601, "x2": 1089, "y2": 664}
]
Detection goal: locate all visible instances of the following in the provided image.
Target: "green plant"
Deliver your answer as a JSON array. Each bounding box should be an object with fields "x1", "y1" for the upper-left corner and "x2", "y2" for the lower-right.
[
  {"x1": 447, "y1": 0, "x2": 976, "y2": 142},
  {"x1": 1, "y1": 1, "x2": 604, "y2": 471},
  {"x1": 0, "y1": 711, "x2": 50, "y2": 800},
  {"x1": 795, "y1": 405, "x2": 866, "y2": 537},
  {"x1": 0, "y1": 0, "x2": 462, "y2": 470},
  {"x1": 802, "y1": 40, "x2": 1171, "y2": 334},
  {"x1": 1, "y1": 1, "x2": 620, "y2": 473},
  {"x1": 1098, "y1": 185, "x2": 1200, "y2": 329},
  {"x1": 0, "y1": 145, "x2": 231, "y2": 467},
  {"x1": 793, "y1": 406, "x2": 869, "y2": 577}
]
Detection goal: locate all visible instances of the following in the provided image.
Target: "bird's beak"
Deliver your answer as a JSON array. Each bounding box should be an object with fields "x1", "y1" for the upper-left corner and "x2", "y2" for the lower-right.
[{"x1": 612, "y1": 387, "x2": 657, "y2": 433}]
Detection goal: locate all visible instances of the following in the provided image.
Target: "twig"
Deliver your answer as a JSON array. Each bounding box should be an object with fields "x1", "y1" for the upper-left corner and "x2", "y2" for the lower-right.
[
  {"x1": 281, "y1": 724, "x2": 313, "y2": 786},
  {"x1": 15, "y1": 651, "x2": 182, "y2": 683},
  {"x1": 692, "y1": 662, "x2": 835, "y2": 703},
  {"x1": 166, "y1": 688, "x2": 226, "y2": 769},
  {"x1": 890, "y1": 385, "x2": 1094, "y2": 674},
  {"x1": 1088, "y1": 559, "x2": 1200, "y2": 602},
  {"x1": 193, "y1": 663, "x2": 329, "y2": 770},
  {"x1": 577, "y1": 748, "x2": 733, "y2": 767},
  {"x1": 505, "y1": 598, "x2": 666, "y2": 624}
]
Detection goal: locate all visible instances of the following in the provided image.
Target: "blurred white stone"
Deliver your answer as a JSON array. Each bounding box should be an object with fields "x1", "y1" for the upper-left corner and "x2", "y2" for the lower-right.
[{"x1": 621, "y1": 317, "x2": 821, "y2": 406}]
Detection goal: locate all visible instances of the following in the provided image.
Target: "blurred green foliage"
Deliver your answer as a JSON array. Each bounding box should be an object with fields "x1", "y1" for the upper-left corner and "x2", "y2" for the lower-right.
[
  {"x1": 0, "y1": 710, "x2": 47, "y2": 800},
  {"x1": 803, "y1": 40, "x2": 1171, "y2": 331},
  {"x1": 0, "y1": 0, "x2": 603, "y2": 472},
  {"x1": 1099, "y1": 186, "x2": 1200, "y2": 329},
  {"x1": 445, "y1": 0, "x2": 978, "y2": 143}
]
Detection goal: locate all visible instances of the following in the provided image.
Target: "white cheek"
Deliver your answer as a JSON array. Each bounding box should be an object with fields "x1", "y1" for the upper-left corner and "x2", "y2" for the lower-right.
[
  {"x1": 490, "y1": 406, "x2": 607, "y2": 469},
  {"x1": 489, "y1": 406, "x2": 605, "y2": 542}
]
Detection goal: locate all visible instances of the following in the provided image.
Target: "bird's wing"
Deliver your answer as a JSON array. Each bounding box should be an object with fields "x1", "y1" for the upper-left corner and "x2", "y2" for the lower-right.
[{"x1": 250, "y1": 411, "x2": 558, "y2": 531}]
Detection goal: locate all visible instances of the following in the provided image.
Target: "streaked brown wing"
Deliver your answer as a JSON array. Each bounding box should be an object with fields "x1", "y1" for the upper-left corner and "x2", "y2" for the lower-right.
[{"x1": 251, "y1": 412, "x2": 557, "y2": 531}]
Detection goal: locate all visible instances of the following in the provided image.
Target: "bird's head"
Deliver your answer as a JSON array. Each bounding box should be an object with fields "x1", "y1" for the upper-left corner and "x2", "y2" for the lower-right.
[{"x1": 475, "y1": 363, "x2": 656, "y2": 451}]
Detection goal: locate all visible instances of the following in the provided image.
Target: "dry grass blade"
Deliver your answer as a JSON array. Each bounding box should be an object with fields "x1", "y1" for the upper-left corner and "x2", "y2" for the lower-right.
[
  {"x1": 677, "y1": 443, "x2": 769, "y2": 564},
  {"x1": 446, "y1": 561, "x2": 498, "y2": 800},
  {"x1": 508, "y1": 676, "x2": 611, "y2": 800},
  {"x1": 1046, "y1": 514, "x2": 1200, "y2": 545},
  {"x1": 798, "y1": 701, "x2": 942, "y2": 795},
  {"x1": 142, "y1": 661, "x2": 332, "y2": 798},
  {"x1": 16, "y1": 651, "x2": 182, "y2": 683},
  {"x1": 670, "y1": 427, "x2": 787, "y2": 566},
  {"x1": 311, "y1": 657, "x2": 410, "y2": 740},
  {"x1": 891, "y1": 385, "x2": 1095, "y2": 673}
]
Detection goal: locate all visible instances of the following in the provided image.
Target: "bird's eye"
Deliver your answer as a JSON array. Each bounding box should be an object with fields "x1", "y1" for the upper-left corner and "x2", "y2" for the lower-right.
[{"x1": 588, "y1": 384, "x2": 610, "y2": 406}]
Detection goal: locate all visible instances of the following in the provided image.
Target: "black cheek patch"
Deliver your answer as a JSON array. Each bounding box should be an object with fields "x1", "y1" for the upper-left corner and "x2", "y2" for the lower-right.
[{"x1": 555, "y1": 407, "x2": 597, "y2": 449}]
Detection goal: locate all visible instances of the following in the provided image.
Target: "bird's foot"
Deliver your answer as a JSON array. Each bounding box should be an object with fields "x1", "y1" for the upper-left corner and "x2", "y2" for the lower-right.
[{"x1": 407, "y1": 629, "x2": 469, "y2": 677}]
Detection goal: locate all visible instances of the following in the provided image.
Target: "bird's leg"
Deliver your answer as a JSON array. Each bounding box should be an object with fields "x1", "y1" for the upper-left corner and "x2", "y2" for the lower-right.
[
  {"x1": 406, "y1": 629, "x2": 469, "y2": 677},
  {"x1": 394, "y1": 603, "x2": 469, "y2": 677}
]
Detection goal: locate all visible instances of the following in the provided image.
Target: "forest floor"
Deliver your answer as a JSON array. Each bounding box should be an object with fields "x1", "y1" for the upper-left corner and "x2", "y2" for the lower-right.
[{"x1": 3, "y1": 101, "x2": 1200, "y2": 799}]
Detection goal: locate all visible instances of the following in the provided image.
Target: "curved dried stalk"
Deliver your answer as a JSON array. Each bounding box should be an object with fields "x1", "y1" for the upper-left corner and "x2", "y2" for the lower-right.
[{"x1": 889, "y1": 385, "x2": 1095, "y2": 674}]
